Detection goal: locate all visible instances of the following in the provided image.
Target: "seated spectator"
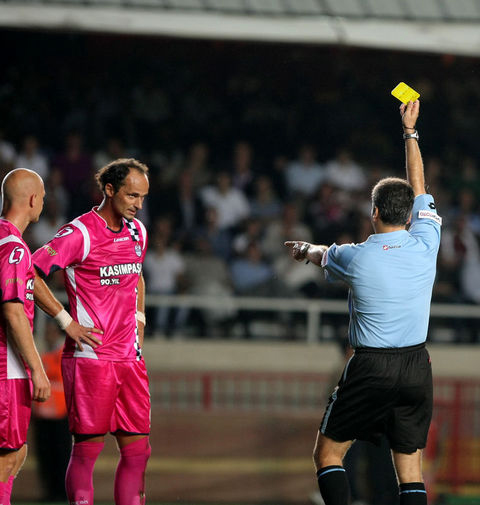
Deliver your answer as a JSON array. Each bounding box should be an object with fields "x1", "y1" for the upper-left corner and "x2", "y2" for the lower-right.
[
  {"x1": 143, "y1": 234, "x2": 187, "y2": 337},
  {"x1": 0, "y1": 129, "x2": 16, "y2": 171},
  {"x1": 94, "y1": 136, "x2": 128, "y2": 170},
  {"x1": 182, "y1": 141, "x2": 212, "y2": 190},
  {"x1": 285, "y1": 144, "x2": 325, "y2": 198},
  {"x1": 249, "y1": 175, "x2": 282, "y2": 224},
  {"x1": 231, "y1": 140, "x2": 256, "y2": 197},
  {"x1": 230, "y1": 242, "x2": 274, "y2": 296},
  {"x1": 200, "y1": 171, "x2": 250, "y2": 231},
  {"x1": 324, "y1": 147, "x2": 367, "y2": 192},
  {"x1": 31, "y1": 197, "x2": 66, "y2": 251},
  {"x1": 230, "y1": 242, "x2": 290, "y2": 337},
  {"x1": 44, "y1": 168, "x2": 69, "y2": 220},
  {"x1": 16, "y1": 134, "x2": 49, "y2": 179},
  {"x1": 158, "y1": 170, "x2": 205, "y2": 249},
  {"x1": 233, "y1": 218, "x2": 264, "y2": 256},
  {"x1": 195, "y1": 207, "x2": 232, "y2": 261},
  {"x1": 307, "y1": 182, "x2": 346, "y2": 245},
  {"x1": 52, "y1": 132, "x2": 93, "y2": 218},
  {"x1": 184, "y1": 238, "x2": 236, "y2": 337},
  {"x1": 262, "y1": 202, "x2": 312, "y2": 261}
]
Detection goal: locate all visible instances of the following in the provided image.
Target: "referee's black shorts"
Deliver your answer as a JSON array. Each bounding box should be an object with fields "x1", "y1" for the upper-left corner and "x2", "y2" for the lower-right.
[{"x1": 320, "y1": 343, "x2": 433, "y2": 454}]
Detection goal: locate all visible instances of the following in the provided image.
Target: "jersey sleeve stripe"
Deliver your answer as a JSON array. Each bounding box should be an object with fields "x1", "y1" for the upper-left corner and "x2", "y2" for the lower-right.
[
  {"x1": 134, "y1": 219, "x2": 148, "y2": 251},
  {"x1": 0, "y1": 235, "x2": 23, "y2": 247},
  {"x1": 71, "y1": 218, "x2": 91, "y2": 261}
]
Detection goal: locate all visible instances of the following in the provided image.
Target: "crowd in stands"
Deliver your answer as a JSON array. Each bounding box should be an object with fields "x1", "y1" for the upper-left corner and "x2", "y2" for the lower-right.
[{"x1": 2, "y1": 31, "x2": 480, "y2": 340}]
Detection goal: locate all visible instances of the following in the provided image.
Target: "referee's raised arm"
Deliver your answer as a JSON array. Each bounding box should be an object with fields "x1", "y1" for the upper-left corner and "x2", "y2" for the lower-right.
[{"x1": 401, "y1": 100, "x2": 425, "y2": 196}]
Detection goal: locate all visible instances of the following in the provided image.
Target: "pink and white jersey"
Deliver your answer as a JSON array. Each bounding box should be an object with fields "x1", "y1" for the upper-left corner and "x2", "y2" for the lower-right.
[
  {"x1": 0, "y1": 218, "x2": 34, "y2": 380},
  {"x1": 33, "y1": 208, "x2": 148, "y2": 361}
]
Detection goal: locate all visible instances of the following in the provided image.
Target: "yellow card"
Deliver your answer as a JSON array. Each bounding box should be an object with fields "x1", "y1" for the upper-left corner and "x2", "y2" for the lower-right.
[{"x1": 391, "y1": 82, "x2": 420, "y2": 104}]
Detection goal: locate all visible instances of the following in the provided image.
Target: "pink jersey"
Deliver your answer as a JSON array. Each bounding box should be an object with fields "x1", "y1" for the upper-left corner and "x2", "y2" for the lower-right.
[
  {"x1": 33, "y1": 208, "x2": 148, "y2": 361},
  {"x1": 0, "y1": 218, "x2": 34, "y2": 380}
]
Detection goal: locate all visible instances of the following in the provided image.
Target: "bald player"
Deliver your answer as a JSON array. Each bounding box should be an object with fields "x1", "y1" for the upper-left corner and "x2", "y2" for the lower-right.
[{"x1": 0, "y1": 169, "x2": 50, "y2": 504}]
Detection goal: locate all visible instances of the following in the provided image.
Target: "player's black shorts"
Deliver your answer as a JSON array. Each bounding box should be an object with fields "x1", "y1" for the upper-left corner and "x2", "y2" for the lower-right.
[{"x1": 320, "y1": 343, "x2": 432, "y2": 454}]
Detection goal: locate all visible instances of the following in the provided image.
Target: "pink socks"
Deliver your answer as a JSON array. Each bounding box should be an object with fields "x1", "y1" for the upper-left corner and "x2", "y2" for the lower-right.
[
  {"x1": 3, "y1": 476, "x2": 13, "y2": 505},
  {"x1": 114, "y1": 437, "x2": 151, "y2": 505},
  {"x1": 65, "y1": 441, "x2": 104, "y2": 505},
  {"x1": 0, "y1": 481, "x2": 6, "y2": 505}
]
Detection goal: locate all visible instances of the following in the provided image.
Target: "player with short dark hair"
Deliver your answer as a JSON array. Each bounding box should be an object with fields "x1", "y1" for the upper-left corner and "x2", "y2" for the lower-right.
[
  {"x1": 0, "y1": 169, "x2": 50, "y2": 504},
  {"x1": 285, "y1": 101, "x2": 440, "y2": 505},
  {"x1": 32, "y1": 158, "x2": 150, "y2": 505}
]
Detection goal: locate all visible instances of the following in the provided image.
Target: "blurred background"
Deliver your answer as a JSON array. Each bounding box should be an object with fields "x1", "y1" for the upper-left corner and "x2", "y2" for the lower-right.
[{"x1": 2, "y1": 0, "x2": 480, "y2": 503}]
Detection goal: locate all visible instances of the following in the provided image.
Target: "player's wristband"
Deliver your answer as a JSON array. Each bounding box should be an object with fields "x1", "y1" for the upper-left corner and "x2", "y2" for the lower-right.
[
  {"x1": 136, "y1": 311, "x2": 146, "y2": 325},
  {"x1": 54, "y1": 308, "x2": 73, "y2": 330}
]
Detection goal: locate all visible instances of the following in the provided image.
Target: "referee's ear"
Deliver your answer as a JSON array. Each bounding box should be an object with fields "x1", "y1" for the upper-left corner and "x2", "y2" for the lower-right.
[{"x1": 371, "y1": 206, "x2": 379, "y2": 221}]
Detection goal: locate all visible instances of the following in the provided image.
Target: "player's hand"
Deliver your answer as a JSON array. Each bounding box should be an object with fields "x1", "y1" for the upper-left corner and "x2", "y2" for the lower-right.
[
  {"x1": 284, "y1": 241, "x2": 310, "y2": 261},
  {"x1": 32, "y1": 368, "x2": 51, "y2": 402},
  {"x1": 65, "y1": 320, "x2": 103, "y2": 351},
  {"x1": 400, "y1": 100, "x2": 420, "y2": 130}
]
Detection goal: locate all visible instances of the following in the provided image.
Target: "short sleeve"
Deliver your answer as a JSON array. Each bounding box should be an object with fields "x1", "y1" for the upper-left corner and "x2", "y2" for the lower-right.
[
  {"x1": 409, "y1": 194, "x2": 442, "y2": 250},
  {"x1": 322, "y1": 243, "x2": 357, "y2": 283},
  {"x1": 0, "y1": 241, "x2": 30, "y2": 304},
  {"x1": 32, "y1": 224, "x2": 86, "y2": 279}
]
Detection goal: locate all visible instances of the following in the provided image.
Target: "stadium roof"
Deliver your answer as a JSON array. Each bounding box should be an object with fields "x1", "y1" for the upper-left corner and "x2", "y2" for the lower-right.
[{"x1": 1, "y1": 0, "x2": 480, "y2": 56}]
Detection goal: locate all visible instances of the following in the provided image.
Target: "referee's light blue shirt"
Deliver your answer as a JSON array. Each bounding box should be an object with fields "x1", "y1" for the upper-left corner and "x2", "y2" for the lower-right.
[{"x1": 323, "y1": 194, "x2": 441, "y2": 348}]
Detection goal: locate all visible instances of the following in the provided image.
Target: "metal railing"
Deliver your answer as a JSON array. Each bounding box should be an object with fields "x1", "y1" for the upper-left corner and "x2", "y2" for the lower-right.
[{"x1": 145, "y1": 294, "x2": 480, "y2": 342}]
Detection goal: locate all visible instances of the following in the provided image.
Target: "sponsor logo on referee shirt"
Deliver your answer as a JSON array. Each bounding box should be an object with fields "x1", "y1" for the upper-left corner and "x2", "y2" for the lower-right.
[
  {"x1": 418, "y1": 210, "x2": 442, "y2": 225},
  {"x1": 382, "y1": 244, "x2": 401, "y2": 250}
]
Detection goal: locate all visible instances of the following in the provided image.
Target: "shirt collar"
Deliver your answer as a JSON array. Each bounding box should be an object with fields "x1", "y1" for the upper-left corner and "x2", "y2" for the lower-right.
[{"x1": 366, "y1": 230, "x2": 408, "y2": 243}]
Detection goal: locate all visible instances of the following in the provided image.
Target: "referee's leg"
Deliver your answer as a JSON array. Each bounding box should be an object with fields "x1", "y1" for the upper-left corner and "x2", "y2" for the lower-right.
[
  {"x1": 392, "y1": 449, "x2": 427, "y2": 505},
  {"x1": 313, "y1": 431, "x2": 352, "y2": 505}
]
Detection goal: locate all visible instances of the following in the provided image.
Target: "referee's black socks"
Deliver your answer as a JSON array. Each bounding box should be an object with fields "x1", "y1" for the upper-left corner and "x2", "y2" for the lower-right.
[
  {"x1": 316, "y1": 465, "x2": 350, "y2": 505},
  {"x1": 399, "y1": 482, "x2": 427, "y2": 505}
]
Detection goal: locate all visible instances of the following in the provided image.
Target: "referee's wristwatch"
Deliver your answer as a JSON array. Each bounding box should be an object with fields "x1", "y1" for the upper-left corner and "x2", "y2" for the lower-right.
[{"x1": 403, "y1": 130, "x2": 419, "y2": 140}]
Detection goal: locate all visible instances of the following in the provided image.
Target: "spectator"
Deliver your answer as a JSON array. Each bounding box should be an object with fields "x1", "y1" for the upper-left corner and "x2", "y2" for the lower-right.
[
  {"x1": 196, "y1": 207, "x2": 232, "y2": 261},
  {"x1": 249, "y1": 175, "x2": 282, "y2": 224},
  {"x1": 324, "y1": 148, "x2": 367, "y2": 193},
  {"x1": 0, "y1": 130, "x2": 16, "y2": 171},
  {"x1": 262, "y1": 202, "x2": 312, "y2": 261},
  {"x1": 184, "y1": 238, "x2": 236, "y2": 337},
  {"x1": 231, "y1": 141, "x2": 256, "y2": 196},
  {"x1": 94, "y1": 137, "x2": 128, "y2": 170},
  {"x1": 143, "y1": 235, "x2": 187, "y2": 337},
  {"x1": 31, "y1": 197, "x2": 66, "y2": 251},
  {"x1": 233, "y1": 218, "x2": 264, "y2": 256},
  {"x1": 16, "y1": 134, "x2": 49, "y2": 180},
  {"x1": 200, "y1": 171, "x2": 250, "y2": 231},
  {"x1": 286, "y1": 144, "x2": 325, "y2": 198}
]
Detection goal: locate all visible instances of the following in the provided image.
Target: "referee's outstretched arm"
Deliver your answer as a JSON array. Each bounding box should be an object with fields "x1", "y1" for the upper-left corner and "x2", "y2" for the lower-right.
[{"x1": 401, "y1": 100, "x2": 425, "y2": 196}]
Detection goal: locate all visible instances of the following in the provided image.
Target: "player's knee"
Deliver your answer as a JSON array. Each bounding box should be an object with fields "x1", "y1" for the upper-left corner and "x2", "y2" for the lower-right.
[
  {"x1": 120, "y1": 437, "x2": 151, "y2": 461},
  {"x1": 0, "y1": 449, "x2": 18, "y2": 477}
]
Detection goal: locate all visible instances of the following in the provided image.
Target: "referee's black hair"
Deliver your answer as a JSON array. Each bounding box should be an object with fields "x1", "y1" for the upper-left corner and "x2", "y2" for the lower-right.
[
  {"x1": 371, "y1": 177, "x2": 414, "y2": 226},
  {"x1": 95, "y1": 158, "x2": 149, "y2": 193}
]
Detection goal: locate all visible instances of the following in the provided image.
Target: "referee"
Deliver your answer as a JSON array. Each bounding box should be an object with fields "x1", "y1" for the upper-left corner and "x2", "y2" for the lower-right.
[{"x1": 285, "y1": 100, "x2": 441, "y2": 505}]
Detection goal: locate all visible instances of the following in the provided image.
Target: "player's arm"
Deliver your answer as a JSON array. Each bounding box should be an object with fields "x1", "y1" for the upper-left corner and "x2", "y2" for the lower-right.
[
  {"x1": 136, "y1": 274, "x2": 146, "y2": 348},
  {"x1": 2, "y1": 301, "x2": 50, "y2": 402},
  {"x1": 34, "y1": 272, "x2": 103, "y2": 351},
  {"x1": 284, "y1": 241, "x2": 328, "y2": 266},
  {"x1": 401, "y1": 100, "x2": 425, "y2": 196}
]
